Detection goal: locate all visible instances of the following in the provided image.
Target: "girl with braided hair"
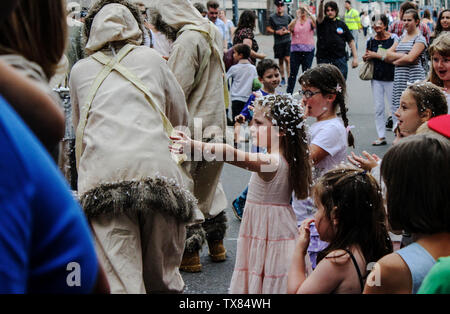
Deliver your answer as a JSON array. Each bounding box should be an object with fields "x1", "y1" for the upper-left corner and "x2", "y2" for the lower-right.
[
  {"x1": 170, "y1": 94, "x2": 312, "y2": 293},
  {"x1": 292, "y1": 63, "x2": 355, "y2": 269}
]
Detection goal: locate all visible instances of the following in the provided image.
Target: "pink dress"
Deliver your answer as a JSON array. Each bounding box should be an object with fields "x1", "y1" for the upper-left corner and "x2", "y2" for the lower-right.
[{"x1": 229, "y1": 155, "x2": 298, "y2": 294}]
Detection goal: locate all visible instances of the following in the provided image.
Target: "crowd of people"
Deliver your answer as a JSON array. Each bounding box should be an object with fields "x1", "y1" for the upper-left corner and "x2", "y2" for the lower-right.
[{"x1": 0, "y1": 0, "x2": 449, "y2": 295}]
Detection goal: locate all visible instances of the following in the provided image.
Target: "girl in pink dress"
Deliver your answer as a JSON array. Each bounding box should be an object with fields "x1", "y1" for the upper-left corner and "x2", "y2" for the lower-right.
[{"x1": 170, "y1": 94, "x2": 312, "y2": 294}]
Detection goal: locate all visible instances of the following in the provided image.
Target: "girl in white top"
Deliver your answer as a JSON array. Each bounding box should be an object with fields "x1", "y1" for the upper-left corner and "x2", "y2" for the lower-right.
[
  {"x1": 428, "y1": 32, "x2": 450, "y2": 111},
  {"x1": 292, "y1": 64, "x2": 355, "y2": 269}
]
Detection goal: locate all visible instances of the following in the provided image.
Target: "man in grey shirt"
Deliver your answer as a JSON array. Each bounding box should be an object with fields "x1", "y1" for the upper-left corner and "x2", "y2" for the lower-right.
[{"x1": 267, "y1": 0, "x2": 292, "y2": 86}]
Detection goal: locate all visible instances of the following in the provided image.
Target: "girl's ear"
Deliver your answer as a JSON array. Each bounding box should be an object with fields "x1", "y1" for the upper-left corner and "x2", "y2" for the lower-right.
[
  {"x1": 331, "y1": 206, "x2": 339, "y2": 226},
  {"x1": 326, "y1": 93, "x2": 337, "y2": 104},
  {"x1": 420, "y1": 108, "x2": 432, "y2": 122}
]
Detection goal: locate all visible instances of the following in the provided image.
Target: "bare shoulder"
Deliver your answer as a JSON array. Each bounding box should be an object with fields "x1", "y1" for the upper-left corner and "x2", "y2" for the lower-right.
[
  {"x1": 325, "y1": 249, "x2": 351, "y2": 266},
  {"x1": 363, "y1": 252, "x2": 412, "y2": 294}
]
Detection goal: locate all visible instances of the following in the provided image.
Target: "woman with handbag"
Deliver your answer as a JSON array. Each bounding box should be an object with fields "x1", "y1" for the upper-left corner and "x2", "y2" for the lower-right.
[{"x1": 362, "y1": 14, "x2": 397, "y2": 146}]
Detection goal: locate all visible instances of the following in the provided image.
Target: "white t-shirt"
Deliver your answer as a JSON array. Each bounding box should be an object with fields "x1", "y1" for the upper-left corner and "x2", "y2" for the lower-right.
[
  {"x1": 310, "y1": 117, "x2": 348, "y2": 178},
  {"x1": 444, "y1": 90, "x2": 450, "y2": 113},
  {"x1": 226, "y1": 63, "x2": 258, "y2": 102},
  {"x1": 292, "y1": 117, "x2": 348, "y2": 224}
]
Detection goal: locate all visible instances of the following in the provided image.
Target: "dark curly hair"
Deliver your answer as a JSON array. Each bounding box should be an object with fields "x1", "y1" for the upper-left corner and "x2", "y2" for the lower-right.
[
  {"x1": 314, "y1": 167, "x2": 393, "y2": 267},
  {"x1": 236, "y1": 10, "x2": 256, "y2": 31}
]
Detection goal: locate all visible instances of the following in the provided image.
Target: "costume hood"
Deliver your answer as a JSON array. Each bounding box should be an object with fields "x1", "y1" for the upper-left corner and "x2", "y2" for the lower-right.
[
  {"x1": 147, "y1": 0, "x2": 207, "y2": 31},
  {"x1": 148, "y1": 0, "x2": 223, "y2": 63},
  {"x1": 84, "y1": 0, "x2": 143, "y2": 54}
]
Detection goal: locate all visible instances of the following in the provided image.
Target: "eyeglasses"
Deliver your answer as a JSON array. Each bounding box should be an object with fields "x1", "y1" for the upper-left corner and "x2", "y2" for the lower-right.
[{"x1": 299, "y1": 90, "x2": 321, "y2": 99}]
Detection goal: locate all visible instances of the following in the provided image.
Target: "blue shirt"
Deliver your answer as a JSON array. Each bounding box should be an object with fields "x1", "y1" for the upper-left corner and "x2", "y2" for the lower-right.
[
  {"x1": 0, "y1": 95, "x2": 98, "y2": 293},
  {"x1": 396, "y1": 242, "x2": 436, "y2": 294},
  {"x1": 240, "y1": 89, "x2": 271, "y2": 121},
  {"x1": 214, "y1": 18, "x2": 226, "y2": 41}
]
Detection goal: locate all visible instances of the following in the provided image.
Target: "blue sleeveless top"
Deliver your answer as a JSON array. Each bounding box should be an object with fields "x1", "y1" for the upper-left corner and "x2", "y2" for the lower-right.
[{"x1": 396, "y1": 242, "x2": 436, "y2": 294}]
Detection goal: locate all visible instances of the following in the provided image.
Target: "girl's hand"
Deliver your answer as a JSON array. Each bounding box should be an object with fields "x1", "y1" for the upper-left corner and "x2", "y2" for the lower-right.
[
  {"x1": 297, "y1": 218, "x2": 315, "y2": 255},
  {"x1": 235, "y1": 114, "x2": 246, "y2": 124},
  {"x1": 347, "y1": 151, "x2": 380, "y2": 172},
  {"x1": 169, "y1": 131, "x2": 193, "y2": 155},
  {"x1": 364, "y1": 50, "x2": 378, "y2": 60}
]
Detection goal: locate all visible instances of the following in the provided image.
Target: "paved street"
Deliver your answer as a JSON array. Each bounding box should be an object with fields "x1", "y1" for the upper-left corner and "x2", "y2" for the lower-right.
[{"x1": 182, "y1": 32, "x2": 395, "y2": 294}]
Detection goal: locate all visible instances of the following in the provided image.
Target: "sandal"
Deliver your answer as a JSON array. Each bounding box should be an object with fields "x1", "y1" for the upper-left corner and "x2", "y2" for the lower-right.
[{"x1": 372, "y1": 139, "x2": 387, "y2": 146}]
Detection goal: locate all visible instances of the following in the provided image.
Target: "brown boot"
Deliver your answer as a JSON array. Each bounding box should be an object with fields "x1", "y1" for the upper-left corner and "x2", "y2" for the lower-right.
[
  {"x1": 208, "y1": 240, "x2": 226, "y2": 262},
  {"x1": 179, "y1": 250, "x2": 202, "y2": 273}
]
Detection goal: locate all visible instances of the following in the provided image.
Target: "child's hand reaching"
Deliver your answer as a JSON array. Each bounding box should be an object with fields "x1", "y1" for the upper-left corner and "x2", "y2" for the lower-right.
[
  {"x1": 234, "y1": 114, "x2": 246, "y2": 124},
  {"x1": 169, "y1": 131, "x2": 193, "y2": 155},
  {"x1": 296, "y1": 218, "x2": 315, "y2": 255},
  {"x1": 347, "y1": 151, "x2": 380, "y2": 172}
]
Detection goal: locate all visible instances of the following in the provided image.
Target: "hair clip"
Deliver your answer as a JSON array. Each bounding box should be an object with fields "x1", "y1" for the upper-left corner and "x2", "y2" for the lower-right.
[
  {"x1": 346, "y1": 125, "x2": 355, "y2": 133},
  {"x1": 335, "y1": 83, "x2": 342, "y2": 93}
]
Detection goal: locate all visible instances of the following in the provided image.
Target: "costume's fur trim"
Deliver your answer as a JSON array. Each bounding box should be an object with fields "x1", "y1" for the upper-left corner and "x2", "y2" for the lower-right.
[
  {"x1": 184, "y1": 224, "x2": 206, "y2": 253},
  {"x1": 202, "y1": 211, "x2": 228, "y2": 242},
  {"x1": 80, "y1": 176, "x2": 198, "y2": 223}
]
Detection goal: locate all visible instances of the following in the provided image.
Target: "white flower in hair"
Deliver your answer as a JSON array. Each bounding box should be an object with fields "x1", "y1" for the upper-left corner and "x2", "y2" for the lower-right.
[{"x1": 335, "y1": 84, "x2": 342, "y2": 93}]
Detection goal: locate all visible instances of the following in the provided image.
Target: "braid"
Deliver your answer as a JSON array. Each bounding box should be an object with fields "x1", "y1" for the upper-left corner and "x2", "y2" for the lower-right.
[{"x1": 337, "y1": 97, "x2": 354, "y2": 148}]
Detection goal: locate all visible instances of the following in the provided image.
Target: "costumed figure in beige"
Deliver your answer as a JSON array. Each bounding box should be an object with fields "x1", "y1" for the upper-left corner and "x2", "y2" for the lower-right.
[
  {"x1": 148, "y1": 0, "x2": 229, "y2": 272},
  {"x1": 69, "y1": 0, "x2": 198, "y2": 293}
]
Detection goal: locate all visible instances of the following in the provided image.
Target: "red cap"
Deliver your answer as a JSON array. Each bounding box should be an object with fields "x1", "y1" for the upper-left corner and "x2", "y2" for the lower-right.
[{"x1": 428, "y1": 114, "x2": 450, "y2": 138}]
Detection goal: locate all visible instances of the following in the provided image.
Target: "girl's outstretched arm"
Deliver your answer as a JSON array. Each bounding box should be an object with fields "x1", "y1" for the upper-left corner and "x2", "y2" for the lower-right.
[{"x1": 169, "y1": 131, "x2": 279, "y2": 181}]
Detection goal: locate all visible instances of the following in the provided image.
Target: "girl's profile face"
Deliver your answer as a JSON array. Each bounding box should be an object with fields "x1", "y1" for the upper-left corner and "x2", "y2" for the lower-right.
[
  {"x1": 395, "y1": 90, "x2": 424, "y2": 135},
  {"x1": 432, "y1": 51, "x2": 450, "y2": 82},
  {"x1": 402, "y1": 13, "x2": 418, "y2": 32},
  {"x1": 313, "y1": 196, "x2": 334, "y2": 242},
  {"x1": 301, "y1": 85, "x2": 332, "y2": 119},
  {"x1": 249, "y1": 106, "x2": 278, "y2": 149},
  {"x1": 440, "y1": 11, "x2": 450, "y2": 30}
]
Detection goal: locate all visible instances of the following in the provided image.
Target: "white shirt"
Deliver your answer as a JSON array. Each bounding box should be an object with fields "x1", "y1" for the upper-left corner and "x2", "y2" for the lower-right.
[
  {"x1": 310, "y1": 117, "x2": 348, "y2": 178},
  {"x1": 292, "y1": 117, "x2": 348, "y2": 224},
  {"x1": 444, "y1": 90, "x2": 450, "y2": 113},
  {"x1": 226, "y1": 62, "x2": 258, "y2": 102}
]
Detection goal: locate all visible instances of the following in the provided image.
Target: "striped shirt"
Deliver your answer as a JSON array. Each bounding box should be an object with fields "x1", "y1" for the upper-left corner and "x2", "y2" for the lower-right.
[{"x1": 392, "y1": 34, "x2": 427, "y2": 109}]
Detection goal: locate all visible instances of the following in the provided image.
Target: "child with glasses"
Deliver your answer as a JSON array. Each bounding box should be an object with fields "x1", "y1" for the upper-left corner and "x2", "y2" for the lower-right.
[{"x1": 292, "y1": 64, "x2": 355, "y2": 269}]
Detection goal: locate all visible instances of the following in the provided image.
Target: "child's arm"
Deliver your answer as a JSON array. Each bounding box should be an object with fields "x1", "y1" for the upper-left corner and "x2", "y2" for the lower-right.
[
  {"x1": 310, "y1": 144, "x2": 330, "y2": 165},
  {"x1": 288, "y1": 219, "x2": 345, "y2": 294},
  {"x1": 0, "y1": 60, "x2": 65, "y2": 149},
  {"x1": 393, "y1": 42, "x2": 426, "y2": 66},
  {"x1": 169, "y1": 131, "x2": 279, "y2": 180}
]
